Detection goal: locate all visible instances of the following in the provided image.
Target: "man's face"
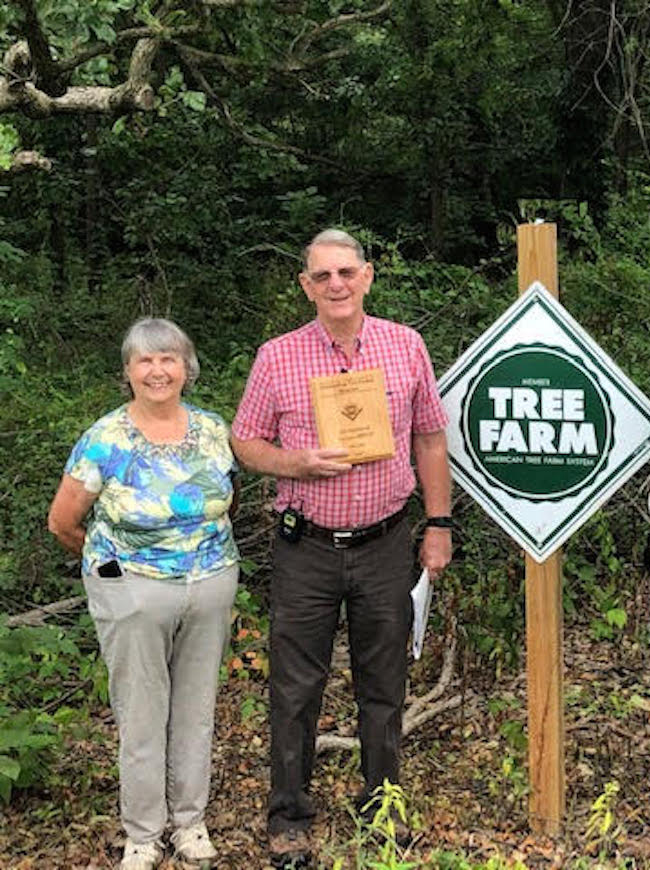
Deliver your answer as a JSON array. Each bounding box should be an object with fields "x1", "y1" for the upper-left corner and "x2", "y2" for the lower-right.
[{"x1": 299, "y1": 243, "x2": 373, "y2": 330}]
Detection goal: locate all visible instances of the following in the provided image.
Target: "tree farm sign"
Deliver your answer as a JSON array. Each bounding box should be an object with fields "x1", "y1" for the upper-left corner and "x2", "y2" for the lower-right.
[{"x1": 439, "y1": 281, "x2": 650, "y2": 562}]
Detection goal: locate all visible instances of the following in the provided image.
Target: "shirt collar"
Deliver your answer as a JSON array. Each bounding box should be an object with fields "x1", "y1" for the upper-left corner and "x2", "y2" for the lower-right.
[{"x1": 314, "y1": 315, "x2": 371, "y2": 352}]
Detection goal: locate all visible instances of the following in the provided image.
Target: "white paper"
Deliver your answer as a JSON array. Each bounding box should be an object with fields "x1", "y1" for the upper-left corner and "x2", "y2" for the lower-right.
[{"x1": 410, "y1": 568, "x2": 433, "y2": 660}]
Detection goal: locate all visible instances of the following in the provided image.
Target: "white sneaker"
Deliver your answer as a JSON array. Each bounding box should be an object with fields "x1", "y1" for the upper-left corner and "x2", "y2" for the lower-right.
[
  {"x1": 171, "y1": 821, "x2": 218, "y2": 865},
  {"x1": 120, "y1": 838, "x2": 164, "y2": 870}
]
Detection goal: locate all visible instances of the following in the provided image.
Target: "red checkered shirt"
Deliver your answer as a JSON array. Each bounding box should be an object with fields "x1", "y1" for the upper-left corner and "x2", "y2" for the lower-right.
[{"x1": 232, "y1": 315, "x2": 448, "y2": 528}]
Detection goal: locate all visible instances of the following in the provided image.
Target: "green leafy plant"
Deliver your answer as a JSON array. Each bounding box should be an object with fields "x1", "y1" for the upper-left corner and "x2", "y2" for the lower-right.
[
  {"x1": 358, "y1": 780, "x2": 417, "y2": 870},
  {"x1": 239, "y1": 693, "x2": 267, "y2": 727},
  {"x1": 564, "y1": 513, "x2": 629, "y2": 641},
  {"x1": 0, "y1": 710, "x2": 60, "y2": 803},
  {"x1": 226, "y1": 585, "x2": 269, "y2": 681},
  {"x1": 0, "y1": 620, "x2": 105, "y2": 803},
  {"x1": 585, "y1": 780, "x2": 622, "y2": 857},
  {"x1": 0, "y1": 123, "x2": 19, "y2": 170}
]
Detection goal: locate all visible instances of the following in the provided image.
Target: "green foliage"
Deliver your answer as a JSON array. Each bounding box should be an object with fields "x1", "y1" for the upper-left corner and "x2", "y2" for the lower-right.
[
  {"x1": 0, "y1": 710, "x2": 60, "y2": 803},
  {"x1": 585, "y1": 781, "x2": 622, "y2": 856},
  {"x1": 343, "y1": 780, "x2": 417, "y2": 870},
  {"x1": 239, "y1": 694, "x2": 267, "y2": 727},
  {"x1": 517, "y1": 198, "x2": 602, "y2": 259},
  {"x1": 0, "y1": 123, "x2": 19, "y2": 170},
  {"x1": 157, "y1": 66, "x2": 207, "y2": 117},
  {"x1": 1, "y1": 0, "x2": 649, "y2": 683},
  {"x1": 5, "y1": 0, "x2": 137, "y2": 59},
  {"x1": 226, "y1": 586, "x2": 269, "y2": 681},
  {"x1": 0, "y1": 619, "x2": 104, "y2": 803},
  {"x1": 564, "y1": 511, "x2": 634, "y2": 642}
]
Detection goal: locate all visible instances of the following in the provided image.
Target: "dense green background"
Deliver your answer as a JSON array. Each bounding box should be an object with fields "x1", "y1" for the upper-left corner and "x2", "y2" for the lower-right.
[{"x1": 2, "y1": 0, "x2": 649, "y2": 603}]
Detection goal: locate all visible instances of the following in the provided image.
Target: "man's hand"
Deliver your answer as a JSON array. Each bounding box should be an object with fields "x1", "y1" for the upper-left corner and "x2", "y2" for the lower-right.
[
  {"x1": 291, "y1": 448, "x2": 352, "y2": 479},
  {"x1": 419, "y1": 527, "x2": 452, "y2": 582},
  {"x1": 230, "y1": 436, "x2": 351, "y2": 479}
]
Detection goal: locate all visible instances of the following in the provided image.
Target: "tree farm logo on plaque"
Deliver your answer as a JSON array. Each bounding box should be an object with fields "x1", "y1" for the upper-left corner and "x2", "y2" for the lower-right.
[{"x1": 439, "y1": 282, "x2": 650, "y2": 561}]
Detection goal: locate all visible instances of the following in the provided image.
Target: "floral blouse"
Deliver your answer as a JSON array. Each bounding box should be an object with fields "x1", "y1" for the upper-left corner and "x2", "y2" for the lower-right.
[{"x1": 65, "y1": 404, "x2": 239, "y2": 582}]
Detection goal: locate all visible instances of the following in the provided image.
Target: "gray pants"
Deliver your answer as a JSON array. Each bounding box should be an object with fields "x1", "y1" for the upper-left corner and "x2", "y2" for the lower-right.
[{"x1": 84, "y1": 564, "x2": 239, "y2": 843}]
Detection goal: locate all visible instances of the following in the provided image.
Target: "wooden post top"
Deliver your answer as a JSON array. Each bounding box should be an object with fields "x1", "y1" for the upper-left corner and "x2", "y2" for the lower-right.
[{"x1": 517, "y1": 223, "x2": 558, "y2": 298}]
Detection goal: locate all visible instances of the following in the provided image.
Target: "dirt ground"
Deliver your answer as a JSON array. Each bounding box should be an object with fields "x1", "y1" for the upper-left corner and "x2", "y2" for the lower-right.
[{"x1": 2, "y1": 625, "x2": 650, "y2": 869}]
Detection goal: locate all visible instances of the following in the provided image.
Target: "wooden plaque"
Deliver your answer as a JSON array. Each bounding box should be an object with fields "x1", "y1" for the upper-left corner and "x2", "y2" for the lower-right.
[{"x1": 309, "y1": 368, "x2": 395, "y2": 464}]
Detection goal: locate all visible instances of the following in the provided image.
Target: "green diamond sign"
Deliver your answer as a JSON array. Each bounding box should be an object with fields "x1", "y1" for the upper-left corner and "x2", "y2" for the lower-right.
[{"x1": 439, "y1": 282, "x2": 650, "y2": 561}]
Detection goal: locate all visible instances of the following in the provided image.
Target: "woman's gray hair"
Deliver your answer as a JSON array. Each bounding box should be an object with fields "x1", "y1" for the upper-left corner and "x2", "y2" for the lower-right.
[
  {"x1": 302, "y1": 228, "x2": 366, "y2": 268},
  {"x1": 121, "y1": 318, "x2": 200, "y2": 396}
]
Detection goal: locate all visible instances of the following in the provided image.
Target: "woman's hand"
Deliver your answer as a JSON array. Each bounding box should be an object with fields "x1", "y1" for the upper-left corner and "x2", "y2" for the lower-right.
[{"x1": 48, "y1": 475, "x2": 98, "y2": 555}]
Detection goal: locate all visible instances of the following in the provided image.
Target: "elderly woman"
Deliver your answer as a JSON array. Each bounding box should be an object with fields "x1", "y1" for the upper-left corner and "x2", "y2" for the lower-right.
[{"x1": 48, "y1": 318, "x2": 239, "y2": 870}]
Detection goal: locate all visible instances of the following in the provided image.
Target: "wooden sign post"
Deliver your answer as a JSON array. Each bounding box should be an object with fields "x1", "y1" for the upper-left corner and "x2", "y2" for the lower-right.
[
  {"x1": 517, "y1": 223, "x2": 565, "y2": 834},
  {"x1": 441, "y1": 221, "x2": 650, "y2": 834}
]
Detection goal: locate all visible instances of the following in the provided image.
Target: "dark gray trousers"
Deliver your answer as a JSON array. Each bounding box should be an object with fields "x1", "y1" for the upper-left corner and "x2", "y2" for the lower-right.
[{"x1": 268, "y1": 518, "x2": 413, "y2": 833}]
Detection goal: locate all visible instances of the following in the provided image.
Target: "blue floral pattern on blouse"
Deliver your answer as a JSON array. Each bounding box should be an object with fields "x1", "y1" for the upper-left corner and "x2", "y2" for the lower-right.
[{"x1": 65, "y1": 404, "x2": 239, "y2": 582}]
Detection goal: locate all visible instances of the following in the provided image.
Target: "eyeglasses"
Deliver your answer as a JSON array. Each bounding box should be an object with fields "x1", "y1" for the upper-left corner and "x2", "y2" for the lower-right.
[{"x1": 306, "y1": 266, "x2": 363, "y2": 285}]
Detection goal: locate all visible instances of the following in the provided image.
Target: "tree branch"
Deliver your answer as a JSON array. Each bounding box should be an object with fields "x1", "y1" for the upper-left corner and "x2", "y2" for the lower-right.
[
  {"x1": 293, "y1": 0, "x2": 391, "y2": 55},
  {"x1": 6, "y1": 595, "x2": 85, "y2": 627},
  {"x1": 0, "y1": 37, "x2": 159, "y2": 117},
  {"x1": 171, "y1": 42, "x2": 253, "y2": 76},
  {"x1": 14, "y1": 0, "x2": 65, "y2": 95},
  {"x1": 7, "y1": 148, "x2": 52, "y2": 172},
  {"x1": 58, "y1": 25, "x2": 199, "y2": 74},
  {"x1": 316, "y1": 615, "x2": 460, "y2": 754},
  {"x1": 280, "y1": 47, "x2": 350, "y2": 73},
  {"x1": 402, "y1": 616, "x2": 458, "y2": 733},
  {"x1": 176, "y1": 40, "x2": 349, "y2": 76},
  {"x1": 178, "y1": 45, "x2": 342, "y2": 168},
  {"x1": 201, "y1": 0, "x2": 258, "y2": 7}
]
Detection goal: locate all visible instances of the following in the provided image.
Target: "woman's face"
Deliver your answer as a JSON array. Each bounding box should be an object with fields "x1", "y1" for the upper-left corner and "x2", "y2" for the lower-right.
[{"x1": 126, "y1": 350, "x2": 186, "y2": 406}]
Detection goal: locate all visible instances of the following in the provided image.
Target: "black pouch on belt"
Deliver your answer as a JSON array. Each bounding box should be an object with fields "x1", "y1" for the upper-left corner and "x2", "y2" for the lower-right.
[{"x1": 279, "y1": 507, "x2": 304, "y2": 543}]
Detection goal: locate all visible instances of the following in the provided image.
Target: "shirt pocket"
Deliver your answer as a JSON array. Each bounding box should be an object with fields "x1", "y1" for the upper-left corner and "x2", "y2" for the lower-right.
[{"x1": 386, "y1": 387, "x2": 411, "y2": 437}]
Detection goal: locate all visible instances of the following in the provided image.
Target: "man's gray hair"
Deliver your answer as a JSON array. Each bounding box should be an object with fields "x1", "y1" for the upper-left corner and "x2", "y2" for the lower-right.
[
  {"x1": 302, "y1": 228, "x2": 366, "y2": 268},
  {"x1": 121, "y1": 318, "x2": 200, "y2": 395}
]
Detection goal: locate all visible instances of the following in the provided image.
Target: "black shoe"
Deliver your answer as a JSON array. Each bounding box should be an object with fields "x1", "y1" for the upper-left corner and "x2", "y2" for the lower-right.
[{"x1": 269, "y1": 828, "x2": 312, "y2": 869}]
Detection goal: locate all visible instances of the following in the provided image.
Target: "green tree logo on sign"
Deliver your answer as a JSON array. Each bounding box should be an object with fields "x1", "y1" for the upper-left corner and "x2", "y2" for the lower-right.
[{"x1": 461, "y1": 345, "x2": 614, "y2": 500}]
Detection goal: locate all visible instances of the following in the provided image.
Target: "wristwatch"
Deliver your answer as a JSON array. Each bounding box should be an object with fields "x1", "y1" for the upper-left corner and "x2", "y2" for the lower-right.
[{"x1": 425, "y1": 516, "x2": 454, "y2": 529}]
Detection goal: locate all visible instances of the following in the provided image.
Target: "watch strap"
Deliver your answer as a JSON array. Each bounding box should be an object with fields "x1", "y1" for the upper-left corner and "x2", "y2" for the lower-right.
[{"x1": 425, "y1": 516, "x2": 454, "y2": 529}]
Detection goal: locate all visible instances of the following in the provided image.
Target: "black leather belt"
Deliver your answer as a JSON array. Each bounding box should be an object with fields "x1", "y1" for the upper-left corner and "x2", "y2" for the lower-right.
[{"x1": 303, "y1": 505, "x2": 407, "y2": 549}]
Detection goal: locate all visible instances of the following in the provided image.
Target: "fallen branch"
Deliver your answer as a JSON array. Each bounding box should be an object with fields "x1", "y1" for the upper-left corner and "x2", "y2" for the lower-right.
[
  {"x1": 403, "y1": 615, "x2": 457, "y2": 734},
  {"x1": 315, "y1": 693, "x2": 463, "y2": 754},
  {"x1": 6, "y1": 595, "x2": 85, "y2": 627},
  {"x1": 316, "y1": 615, "x2": 460, "y2": 754}
]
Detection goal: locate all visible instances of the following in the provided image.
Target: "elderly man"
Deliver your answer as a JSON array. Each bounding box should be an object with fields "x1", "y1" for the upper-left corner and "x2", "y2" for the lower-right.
[{"x1": 231, "y1": 228, "x2": 452, "y2": 869}]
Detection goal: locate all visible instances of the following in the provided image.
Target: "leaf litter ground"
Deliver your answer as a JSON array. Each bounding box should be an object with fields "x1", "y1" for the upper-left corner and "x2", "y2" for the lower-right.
[{"x1": 1, "y1": 625, "x2": 649, "y2": 869}]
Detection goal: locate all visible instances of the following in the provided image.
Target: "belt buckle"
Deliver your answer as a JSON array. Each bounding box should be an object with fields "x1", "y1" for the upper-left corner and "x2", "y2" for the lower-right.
[{"x1": 333, "y1": 530, "x2": 354, "y2": 549}]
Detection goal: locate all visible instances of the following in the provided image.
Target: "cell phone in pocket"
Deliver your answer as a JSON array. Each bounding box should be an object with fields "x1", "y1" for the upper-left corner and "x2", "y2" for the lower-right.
[{"x1": 97, "y1": 559, "x2": 122, "y2": 578}]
